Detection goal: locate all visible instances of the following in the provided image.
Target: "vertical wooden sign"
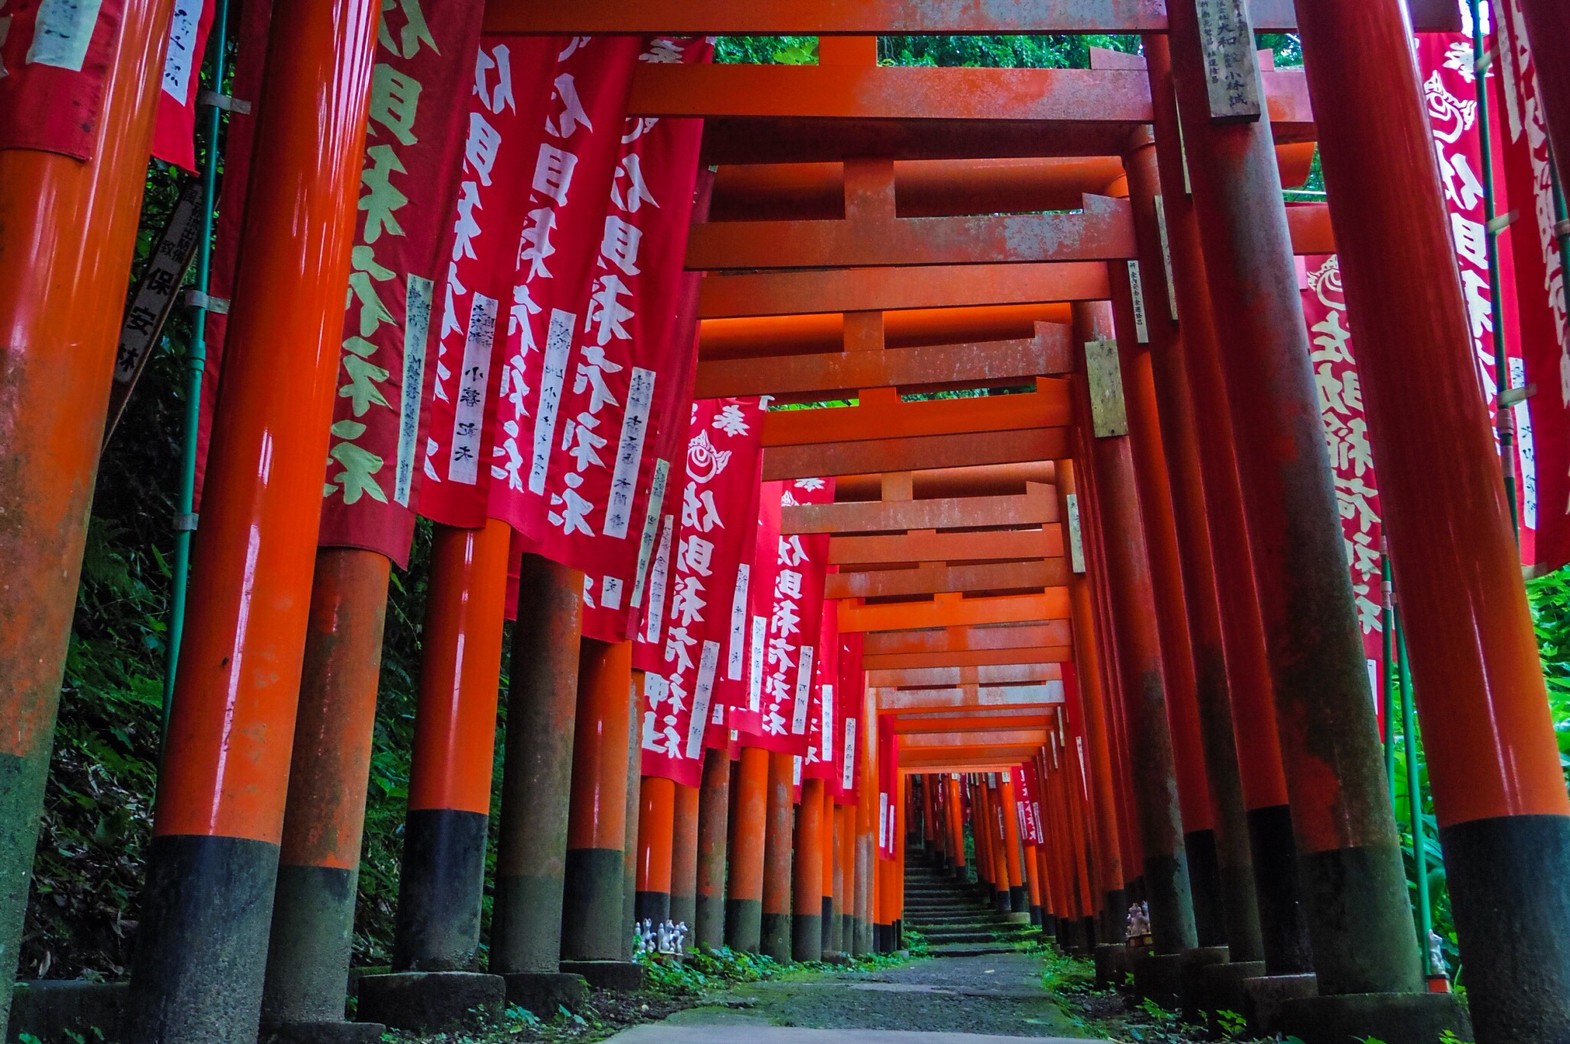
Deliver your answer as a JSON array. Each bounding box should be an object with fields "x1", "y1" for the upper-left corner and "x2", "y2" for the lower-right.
[{"x1": 1195, "y1": 0, "x2": 1262, "y2": 121}]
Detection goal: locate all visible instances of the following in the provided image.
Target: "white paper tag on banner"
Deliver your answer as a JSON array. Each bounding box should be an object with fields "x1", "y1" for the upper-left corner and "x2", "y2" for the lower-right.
[
  {"x1": 686, "y1": 641, "x2": 721, "y2": 759},
  {"x1": 791, "y1": 645, "x2": 816, "y2": 733},
  {"x1": 842, "y1": 719, "x2": 858, "y2": 791},
  {"x1": 727, "y1": 564, "x2": 751, "y2": 680}
]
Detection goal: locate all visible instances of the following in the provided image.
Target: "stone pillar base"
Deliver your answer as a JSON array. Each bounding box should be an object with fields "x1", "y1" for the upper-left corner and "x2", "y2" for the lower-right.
[
  {"x1": 1094, "y1": 943, "x2": 1138, "y2": 989},
  {"x1": 1277, "y1": 992, "x2": 1472, "y2": 1044},
  {"x1": 355, "y1": 971, "x2": 504, "y2": 1033},
  {"x1": 262, "y1": 1020, "x2": 386, "y2": 1043},
  {"x1": 500, "y1": 972, "x2": 589, "y2": 1015},
  {"x1": 558, "y1": 960, "x2": 647, "y2": 993},
  {"x1": 1179, "y1": 945, "x2": 1230, "y2": 1022},
  {"x1": 1132, "y1": 952, "x2": 1186, "y2": 1009},
  {"x1": 1241, "y1": 972, "x2": 1318, "y2": 1036},
  {"x1": 9, "y1": 981, "x2": 128, "y2": 1043},
  {"x1": 1198, "y1": 959, "x2": 1267, "y2": 1027}
]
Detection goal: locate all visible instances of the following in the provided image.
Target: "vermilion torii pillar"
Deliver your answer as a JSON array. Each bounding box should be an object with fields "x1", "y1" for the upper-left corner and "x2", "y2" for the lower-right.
[
  {"x1": 1055, "y1": 461, "x2": 1128, "y2": 942},
  {"x1": 727, "y1": 747, "x2": 770, "y2": 951},
  {"x1": 636, "y1": 777, "x2": 677, "y2": 925},
  {"x1": 1139, "y1": 33, "x2": 1310, "y2": 977},
  {"x1": 998, "y1": 773, "x2": 1028, "y2": 917},
  {"x1": 0, "y1": 1, "x2": 174, "y2": 1034},
  {"x1": 491, "y1": 556, "x2": 585, "y2": 998},
  {"x1": 1118, "y1": 132, "x2": 1265, "y2": 967},
  {"x1": 129, "y1": 0, "x2": 380, "y2": 1038},
  {"x1": 1070, "y1": 299, "x2": 1198, "y2": 959},
  {"x1": 695, "y1": 748, "x2": 731, "y2": 949},
  {"x1": 671, "y1": 783, "x2": 701, "y2": 931},
  {"x1": 261, "y1": 550, "x2": 391, "y2": 1037},
  {"x1": 762, "y1": 752, "x2": 797, "y2": 961},
  {"x1": 793, "y1": 777, "x2": 827, "y2": 961},
  {"x1": 1165, "y1": 3, "x2": 1458, "y2": 1037},
  {"x1": 562, "y1": 639, "x2": 639, "y2": 980},
  {"x1": 1298, "y1": 1, "x2": 1570, "y2": 1039}
]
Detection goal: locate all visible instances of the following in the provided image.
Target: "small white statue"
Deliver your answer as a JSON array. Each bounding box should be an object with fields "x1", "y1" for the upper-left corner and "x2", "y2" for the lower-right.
[
  {"x1": 656, "y1": 920, "x2": 673, "y2": 953},
  {"x1": 1125, "y1": 901, "x2": 1151, "y2": 941},
  {"x1": 638, "y1": 918, "x2": 657, "y2": 953},
  {"x1": 673, "y1": 920, "x2": 689, "y2": 955},
  {"x1": 1428, "y1": 931, "x2": 1449, "y2": 979}
]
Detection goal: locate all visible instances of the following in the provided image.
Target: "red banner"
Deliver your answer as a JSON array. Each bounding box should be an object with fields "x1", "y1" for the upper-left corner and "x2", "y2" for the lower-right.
[
  {"x1": 0, "y1": 0, "x2": 125, "y2": 159},
  {"x1": 877, "y1": 716, "x2": 897, "y2": 860},
  {"x1": 803, "y1": 597, "x2": 839, "y2": 782},
  {"x1": 316, "y1": 0, "x2": 483, "y2": 566},
  {"x1": 638, "y1": 397, "x2": 768, "y2": 787},
  {"x1": 742, "y1": 478, "x2": 835, "y2": 755},
  {"x1": 1495, "y1": 0, "x2": 1570, "y2": 573},
  {"x1": 417, "y1": 34, "x2": 567, "y2": 530},
  {"x1": 1016, "y1": 761, "x2": 1044, "y2": 846},
  {"x1": 1299, "y1": 254, "x2": 1385, "y2": 713},
  {"x1": 835, "y1": 630, "x2": 864, "y2": 804},
  {"x1": 150, "y1": 0, "x2": 215, "y2": 170}
]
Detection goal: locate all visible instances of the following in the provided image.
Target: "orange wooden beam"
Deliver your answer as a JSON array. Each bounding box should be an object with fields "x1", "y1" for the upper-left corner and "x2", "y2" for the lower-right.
[
  {"x1": 877, "y1": 683, "x2": 1067, "y2": 712},
  {"x1": 483, "y1": 0, "x2": 1459, "y2": 35},
  {"x1": 764, "y1": 384, "x2": 1071, "y2": 448},
  {"x1": 892, "y1": 714, "x2": 1052, "y2": 735},
  {"x1": 835, "y1": 462, "x2": 1057, "y2": 502},
  {"x1": 697, "y1": 324, "x2": 1072, "y2": 399},
  {"x1": 700, "y1": 263, "x2": 1108, "y2": 320},
  {"x1": 763, "y1": 427, "x2": 1070, "y2": 481},
  {"x1": 701, "y1": 306, "x2": 1072, "y2": 359},
  {"x1": 902, "y1": 729, "x2": 1048, "y2": 749},
  {"x1": 864, "y1": 622, "x2": 1073, "y2": 656},
  {"x1": 784, "y1": 490, "x2": 1058, "y2": 536},
  {"x1": 841, "y1": 591, "x2": 1069, "y2": 633},
  {"x1": 869, "y1": 664, "x2": 1064, "y2": 689},
  {"x1": 688, "y1": 195, "x2": 1135, "y2": 271},
  {"x1": 832, "y1": 528, "x2": 1063, "y2": 567},
  {"x1": 863, "y1": 646, "x2": 1074, "y2": 671},
  {"x1": 826, "y1": 559, "x2": 1069, "y2": 600}
]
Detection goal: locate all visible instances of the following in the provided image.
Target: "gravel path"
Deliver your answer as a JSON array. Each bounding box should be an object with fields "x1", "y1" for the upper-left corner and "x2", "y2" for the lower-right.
[{"x1": 604, "y1": 953, "x2": 1103, "y2": 1042}]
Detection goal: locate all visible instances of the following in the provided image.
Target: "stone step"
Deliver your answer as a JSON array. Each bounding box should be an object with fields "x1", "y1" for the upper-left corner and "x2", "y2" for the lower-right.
[{"x1": 927, "y1": 944, "x2": 1019, "y2": 958}]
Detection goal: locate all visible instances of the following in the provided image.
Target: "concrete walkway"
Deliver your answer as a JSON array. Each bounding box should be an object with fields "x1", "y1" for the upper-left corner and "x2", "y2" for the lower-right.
[{"x1": 602, "y1": 952, "x2": 1102, "y2": 1042}]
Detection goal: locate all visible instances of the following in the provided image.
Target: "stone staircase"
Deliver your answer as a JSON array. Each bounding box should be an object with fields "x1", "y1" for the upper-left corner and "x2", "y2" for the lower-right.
[{"x1": 902, "y1": 858, "x2": 1039, "y2": 959}]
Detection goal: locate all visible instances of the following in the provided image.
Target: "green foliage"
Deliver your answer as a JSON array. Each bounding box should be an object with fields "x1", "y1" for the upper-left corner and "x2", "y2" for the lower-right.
[
  {"x1": 637, "y1": 945, "x2": 782, "y2": 999},
  {"x1": 1215, "y1": 1008, "x2": 1247, "y2": 1038}
]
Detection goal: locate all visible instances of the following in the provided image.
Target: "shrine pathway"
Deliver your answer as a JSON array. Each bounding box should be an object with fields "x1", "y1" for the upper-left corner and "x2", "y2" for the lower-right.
[{"x1": 601, "y1": 952, "x2": 1103, "y2": 1043}]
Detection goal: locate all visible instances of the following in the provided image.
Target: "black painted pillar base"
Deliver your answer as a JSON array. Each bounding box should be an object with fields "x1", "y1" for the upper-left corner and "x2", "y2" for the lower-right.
[
  {"x1": 561, "y1": 848, "x2": 626, "y2": 962},
  {"x1": 1246, "y1": 804, "x2": 1312, "y2": 974},
  {"x1": 993, "y1": 888, "x2": 1011, "y2": 912},
  {"x1": 1079, "y1": 916, "x2": 1095, "y2": 953},
  {"x1": 671, "y1": 892, "x2": 696, "y2": 930},
  {"x1": 1141, "y1": 852, "x2": 1198, "y2": 956},
  {"x1": 1029, "y1": 904, "x2": 1043, "y2": 926},
  {"x1": 725, "y1": 898, "x2": 762, "y2": 952},
  {"x1": 821, "y1": 897, "x2": 834, "y2": 953},
  {"x1": 873, "y1": 923, "x2": 893, "y2": 953},
  {"x1": 393, "y1": 809, "x2": 488, "y2": 971},
  {"x1": 1008, "y1": 885, "x2": 1026, "y2": 912},
  {"x1": 1298, "y1": 843, "x2": 1422, "y2": 995},
  {"x1": 793, "y1": 914, "x2": 823, "y2": 962},
  {"x1": 130, "y1": 834, "x2": 279, "y2": 1042},
  {"x1": 634, "y1": 890, "x2": 670, "y2": 926},
  {"x1": 762, "y1": 912, "x2": 793, "y2": 962},
  {"x1": 262, "y1": 863, "x2": 359, "y2": 1025},
  {"x1": 1183, "y1": 829, "x2": 1225, "y2": 948},
  {"x1": 1441, "y1": 813, "x2": 1570, "y2": 1044},
  {"x1": 1041, "y1": 913, "x2": 1058, "y2": 944},
  {"x1": 1100, "y1": 888, "x2": 1128, "y2": 945}
]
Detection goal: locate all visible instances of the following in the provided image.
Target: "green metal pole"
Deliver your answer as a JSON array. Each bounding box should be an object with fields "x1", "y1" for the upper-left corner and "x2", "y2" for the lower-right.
[
  {"x1": 1396, "y1": 615, "x2": 1432, "y2": 978},
  {"x1": 163, "y1": 0, "x2": 232, "y2": 730},
  {"x1": 1381, "y1": 549, "x2": 1397, "y2": 801},
  {"x1": 1471, "y1": 0, "x2": 1520, "y2": 542}
]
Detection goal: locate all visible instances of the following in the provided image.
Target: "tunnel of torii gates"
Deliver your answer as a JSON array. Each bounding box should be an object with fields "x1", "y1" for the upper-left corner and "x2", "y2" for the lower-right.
[{"x1": 11, "y1": 0, "x2": 1570, "y2": 1042}]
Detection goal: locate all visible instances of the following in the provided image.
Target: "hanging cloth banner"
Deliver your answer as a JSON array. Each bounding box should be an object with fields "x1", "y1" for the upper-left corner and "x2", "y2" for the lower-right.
[
  {"x1": 741, "y1": 477, "x2": 836, "y2": 755},
  {"x1": 1494, "y1": 0, "x2": 1570, "y2": 574},
  {"x1": 149, "y1": 0, "x2": 215, "y2": 171},
  {"x1": 729, "y1": 485, "x2": 783, "y2": 738},
  {"x1": 0, "y1": 0, "x2": 125, "y2": 159},
  {"x1": 1015, "y1": 759, "x2": 1043, "y2": 846},
  {"x1": 1298, "y1": 253, "x2": 1385, "y2": 713},
  {"x1": 417, "y1": 33, "x2": 575, "y2": 530},
  {"x1": 834, "y1": 630, "x2": 865, "y2": 804},
  {"x1": 316, "y1": 0, "x2": 485, "y2": 567},
  {"x1": 563, "y1": 38, "x2": 714, "y2": 638},
  {"x1": 638, "y1": 396, "x2": 768, "y2": 788},
  {"x1": 877, "y1": 716, "x2": 898, "y2": 860},
  {"x1": 803, "y1": 596, "x2": 839, "y2": 783}
]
